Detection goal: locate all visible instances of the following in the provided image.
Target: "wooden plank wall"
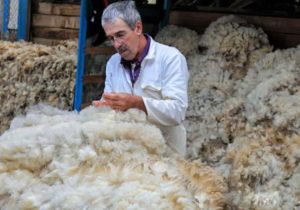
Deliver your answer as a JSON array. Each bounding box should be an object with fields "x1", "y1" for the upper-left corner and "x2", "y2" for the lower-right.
[
  {"x1": 31, "y1": 2, "x2": 80, "y2": 45},
  {"x1": 169, "y1": 11, "x2": 300, "y2": 49}
]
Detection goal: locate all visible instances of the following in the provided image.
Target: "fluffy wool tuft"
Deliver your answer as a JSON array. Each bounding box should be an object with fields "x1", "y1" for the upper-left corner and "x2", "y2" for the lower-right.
[{"x1": 155, "y1": 24, "x2": 200, "y2": 57}]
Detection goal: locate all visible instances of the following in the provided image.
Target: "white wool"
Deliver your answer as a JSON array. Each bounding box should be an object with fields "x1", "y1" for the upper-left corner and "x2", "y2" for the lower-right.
[
  {"x1": 78, "y1": 146, "x2": 97, "y2": 162},
  {"x1": 199, "y1": 15, "x2": 247, "y2": 52},
  {"x1": 0, "y1": 41, "x2": 77, "y2": 134},
  {"x1": 155, "y1": 24, "x2": 200, "y2": 56},
  {"x1": 251, "y1": 191, "x2": 281, "y2": 210},
  {"x1": 188, "y1": 54, "x2": 234, "y2": 96},
  {"x1": 241, "y1": 47, "x2": 300, "y2": 131},
  {"x1": 0, "y1": 104, "x2": 227, "y2": 209},
  {"x1": 199, "y1": 15, "x2": 272, "y2": 78},
  {"x1": 185, "y1": 94, "x2": 246, "y2": 162},
  {"x1": 2, "y1": 16, "x2": 299, "y2": 209},
  {"x1": 172, "y1": 15, "x2": 300, "y2": 209},
  {"x1": 245, "y1": 71, "x2": 299, "y2": 123},
  {"x1": 236, "y1": 45, "x2": 300, "y2": 97},
  {"x1": 225, "y1": 130, "x2": 300, "y2": 209}
]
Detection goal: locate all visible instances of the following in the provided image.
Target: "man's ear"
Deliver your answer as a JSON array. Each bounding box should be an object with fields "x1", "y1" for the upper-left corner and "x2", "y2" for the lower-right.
[{"x1": 135, "y1": 21, "x2": 143, "y2": 35}]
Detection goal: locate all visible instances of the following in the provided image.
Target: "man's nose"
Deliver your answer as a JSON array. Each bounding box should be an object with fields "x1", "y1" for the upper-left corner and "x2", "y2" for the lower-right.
[{"x1": 112, "y1": 39, "x2": 122, "y2": 49}]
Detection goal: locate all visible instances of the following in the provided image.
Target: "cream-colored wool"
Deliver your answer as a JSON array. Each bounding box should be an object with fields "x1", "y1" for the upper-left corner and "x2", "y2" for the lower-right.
[
  {"x1": 0, "y1": 40, "x2": 77, "y2": 134},
  {"x1": 237, "y1": 45, "x2": 300, "y2": 97},
  {"x1": 1, "y1": 16, "x2": 300, "y2": 209},
  {"x1": 183, "y1": 16, "x2": 300, "y2": 210},
  {"x1": 185, "y1": 52, "x2": 247, "y2": 162},
  {"x1": 178, "y1": 159, "x2": 228, "y2": 210},
  {"x1": 188, "y1": 54, "x2": 234, "y2": 97},
  {"x1": 155, "y1": 24, "x2": 200, "y2": 57},
  {"x1": 0, "y1": 104, "x2": 227, "y2": 210},
  {"x1": 225, "y1": 129, "x2": 300, "y2": 209},
  {"x1": 241, "y1": 46, "x2": 300, "y2": 131},
  {"x1": 199, "y1": 15, "x2": 272, "y2": 79}
]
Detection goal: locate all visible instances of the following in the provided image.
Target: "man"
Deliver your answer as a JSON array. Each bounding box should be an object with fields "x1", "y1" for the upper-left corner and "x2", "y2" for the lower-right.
[{"x1": 93, "y1": 1, "x2": 189, "y2": 156}]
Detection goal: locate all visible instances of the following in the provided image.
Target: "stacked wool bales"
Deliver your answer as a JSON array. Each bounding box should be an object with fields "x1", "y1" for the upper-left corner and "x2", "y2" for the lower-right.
[
  {"x1": 156, "y1": 15, "x2": 300, "y2": 209},
  {"x1": 0, "y1": 40, "x2": 77, "y2": 134},
  {"x1": 0, "y1": 104, "x2": 227, "y2": 210}
]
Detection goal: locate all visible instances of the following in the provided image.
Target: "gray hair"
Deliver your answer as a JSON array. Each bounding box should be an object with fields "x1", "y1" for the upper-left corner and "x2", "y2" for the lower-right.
[{"x1": 101, "y1": 1, "x2": 141, "y2": 30}]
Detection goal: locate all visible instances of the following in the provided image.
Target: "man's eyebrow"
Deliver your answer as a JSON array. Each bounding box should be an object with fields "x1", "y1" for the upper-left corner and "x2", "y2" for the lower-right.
[{"x1": 107, "y1": 30, "x2": 126, "y2": 37}]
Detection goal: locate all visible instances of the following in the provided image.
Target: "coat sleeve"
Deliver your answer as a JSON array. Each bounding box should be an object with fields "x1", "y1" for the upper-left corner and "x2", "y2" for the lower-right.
[
  {"x1": 102, "y1": 59, "x2": 113, "y2": 94},
  {"x1": 143, "y1": 51, "x2": 189, "y2": 126}
]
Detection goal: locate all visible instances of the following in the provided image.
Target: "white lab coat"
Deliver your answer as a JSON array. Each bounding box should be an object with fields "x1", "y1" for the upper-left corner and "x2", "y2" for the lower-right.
[{"x1": 103, "y1": 37, "x2": 189, "y2": 156}]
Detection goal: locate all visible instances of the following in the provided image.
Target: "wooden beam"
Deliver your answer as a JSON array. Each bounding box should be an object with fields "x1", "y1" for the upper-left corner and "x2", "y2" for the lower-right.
[
  {"x1": 83, "y1": 75, "x2": 105, "y2": 84},
  {"x1": 32, "y1": 27, "x2": 78, "y2": 40},
  {"x1": 32, "y1": 37, "x2": 68, "y2": 46},
  {"x1": 32, "y1": 14, "x2": 80, "y2": 29},
  {"x1": 169, "y1": 11, "x2": 300, "y2": 48},
  {"x1": 34, "y1": 2, "x2": 80, "y2": 16},
  {"x1": 267, "y1": 33, "x2": 300, "y2": 49},
  {"x1": 169, "y1": 11, "x2": 300, "y2": 35},
  {"x1": 242, "y1": 16, "x2": 300, "y2": 34}
]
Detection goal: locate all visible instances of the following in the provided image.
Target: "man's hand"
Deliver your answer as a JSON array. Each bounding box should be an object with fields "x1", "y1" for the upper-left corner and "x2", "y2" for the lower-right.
[{"x1": 102, "y1": 92, "x2": 147, "y2": 113}]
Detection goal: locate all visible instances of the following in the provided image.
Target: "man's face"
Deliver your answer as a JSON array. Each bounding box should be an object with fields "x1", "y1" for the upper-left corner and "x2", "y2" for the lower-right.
[{"x1": 103, "y1": 18, "x2": 142, "y2": 61}]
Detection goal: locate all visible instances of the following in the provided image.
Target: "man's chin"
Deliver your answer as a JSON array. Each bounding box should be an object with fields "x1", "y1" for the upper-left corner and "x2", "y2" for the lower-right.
[{"x1": 120, "y1": 51, "x2": 133, "y2": 60}]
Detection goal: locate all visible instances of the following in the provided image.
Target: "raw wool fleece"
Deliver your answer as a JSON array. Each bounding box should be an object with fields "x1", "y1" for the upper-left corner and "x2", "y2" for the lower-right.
[
  {"x1": 0, "y1": 104, "x2": 228, "y2": 210},
  {"x1": 199, "y1": 15, "x2": 272, "y2": 79},
  {"x1": 225, "y1": 129, "x2": 300, "y2": 209},
  {"x1": 0, "y1": 40, "x2": 77, "y2": 134},
  {"x1": 184, "y1": 15, "x2": 274, "y2": 162},
  {"x1": 155, "y1": 24, "x2": 200, "y2": 57},
  {"x1": 188, "y1": 54, "x2": 234, "y2": 97},
  {"x1": 185, "y1": 54, "x2": 247, "y2": 163},
  {"x1": 182, "y1": 15, "x2": 300, "y2": 209},
  {"x1": 240, "y1": 46, "x2": 300, "y2": 131}
]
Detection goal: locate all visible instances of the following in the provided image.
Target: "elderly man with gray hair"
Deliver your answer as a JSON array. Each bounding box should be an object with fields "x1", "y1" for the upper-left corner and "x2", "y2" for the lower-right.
[{"x1": 93, "y1": 1, "x2": 189, "y2": 156}]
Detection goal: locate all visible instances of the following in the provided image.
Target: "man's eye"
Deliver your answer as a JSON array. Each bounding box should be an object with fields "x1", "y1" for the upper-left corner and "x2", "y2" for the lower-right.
[{"x1": 116, "y1": 33, "x2": 125, "y2": 38}]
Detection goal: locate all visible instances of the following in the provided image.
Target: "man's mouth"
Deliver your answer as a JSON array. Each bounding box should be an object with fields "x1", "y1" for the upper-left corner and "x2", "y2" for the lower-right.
[{"x1": 117, "y1": 45, "x2": 128, "y2": 54}]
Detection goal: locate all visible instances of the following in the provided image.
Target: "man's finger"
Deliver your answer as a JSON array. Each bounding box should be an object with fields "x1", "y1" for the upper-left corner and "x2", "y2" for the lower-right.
[
  {"x1": 103, "y1": 93, "x2": 122, "y2": 101},
  {"x1": 92, "y1": 100, "x2": 109, "y2": 107}
]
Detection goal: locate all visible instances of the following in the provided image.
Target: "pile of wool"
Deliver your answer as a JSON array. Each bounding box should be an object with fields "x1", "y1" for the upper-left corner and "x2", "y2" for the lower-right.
[
  {"x1": 0, "y1": 40, "x2": 77, "y2": 134},
  {"x1": 225, "y1": 128, "x2": 300, "y2": 209},
  {"x1": 199, "y1": 15, "x2": 272, "y2": 79},
  {"x1": 176, "y1": 15, "x2": 300, "y2": 209},
  {"x1": 185, "y1": 53, "x2": 246, "y2": 163},
  {"x1": 239, "y1": 46, "x2": 300, "y2": 132},
  {"x1": 155, "y1": 24, "x2": 200, "y2": 57},
  {"x1": 0, "y1": 104, "x2": 228, "y2": 210}
]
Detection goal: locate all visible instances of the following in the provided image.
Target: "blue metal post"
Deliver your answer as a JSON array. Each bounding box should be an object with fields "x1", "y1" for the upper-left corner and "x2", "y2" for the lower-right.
[
  {"x1": 74, "y1": 0, "x2": 87, "y2": 111},
  {"x1": 2, "y1": 0, "x2": 10, "y2": 38},
  {"x1": 17, "y1": 0, "x2": 31, "y2": 40}
]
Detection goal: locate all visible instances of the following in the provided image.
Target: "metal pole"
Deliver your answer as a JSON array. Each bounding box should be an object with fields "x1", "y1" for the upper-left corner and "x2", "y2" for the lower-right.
[
  {"x1": 17, "y1": 0, "x2": 31, "y2": 40},
  {"x1": 74, "y1": 0, "x2": 87, "y2": 111},
  {"x1": 2, "y1": 0, "x2": 10, "y2": 39}
]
